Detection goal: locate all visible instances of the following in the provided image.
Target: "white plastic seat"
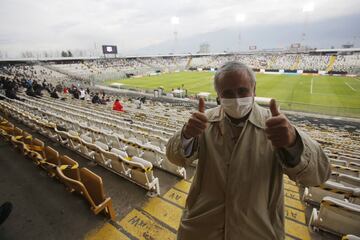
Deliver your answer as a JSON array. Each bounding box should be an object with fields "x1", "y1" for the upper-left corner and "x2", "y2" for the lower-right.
[
  {"x1": 339, "y1": 175, "x2": 360, "y2": 188},
  {"x1": 330, "y1": 159, "x2": 348, "y2": 167},
  {"x1": 303, "y1": 181, "x2": 357, "y2": 205},
  {"x1": 332, "y1": 165, "x2": 360, "y2": 178},
  {"x1": 111, "y1": 148, "x2": 129, "y2": 159},
  {"x1": 132, "y1": 156, "x2": 153, "y2": 170},
  {"x1": 309, "y1": 196, "x2": 360, "y2": 236}
]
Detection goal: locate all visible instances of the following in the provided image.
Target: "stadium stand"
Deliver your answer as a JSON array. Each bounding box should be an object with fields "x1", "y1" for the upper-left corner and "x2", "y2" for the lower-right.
[
  {"x1": 1, "y1": 50, "x2": 360, "y2": 239},
  {"x1": 0, "y1": 115, "x2": 116, "y2": 220}
]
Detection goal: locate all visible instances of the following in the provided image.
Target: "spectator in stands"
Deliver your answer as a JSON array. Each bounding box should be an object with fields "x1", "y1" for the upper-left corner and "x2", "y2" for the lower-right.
[
  {"x1": 112, "y1": 99, "x2": 124, "y2": 112},
  {"x1": 166, "y1": 61, "x2": 331, "y2": 240},
  {"x1": 25, "y1": 85, "x2": 37, "y2": 97},
  {"x1": 135, "y1": 98, "x2": 142, "y2": 109},
  {"x1": 50, "y1": 89, "x2": 59, "y2": 99},
  {"x1": 32, "y1": 80, "x2": 43, "y2": 96},
  {"x1": 79, "y1": 88, "x2": 86, "y2": 100},
  {"x1": 0, "y1": 202, "x2": 12, "y2": 225},
  {"x1": 72, "y1": 89, "x2": 79, "y2": 99},
  {"x1": 3, "y1": 80, "x2": 21, "y2": 100},
  {"x1": 91, "y1": 92, "x2": 101, "y2": 104}
]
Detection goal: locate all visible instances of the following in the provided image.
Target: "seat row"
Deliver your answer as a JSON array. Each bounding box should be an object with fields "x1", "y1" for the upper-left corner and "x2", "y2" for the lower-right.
[
  {"x1": 23, "y1": 95, "x2": 172, "y2": 147},
  {"x1": 0, "y1": 99, "x2": 161, "y2": 196},
  {"x1": 0, "y1": 116, "x2": 116, "y2": 220},
  {"x1": 26, "y1": 95, "x2": 177, "y2": 138},
  {"x1": 7, "y1": 96, "x2": 187, "y2": 178}
]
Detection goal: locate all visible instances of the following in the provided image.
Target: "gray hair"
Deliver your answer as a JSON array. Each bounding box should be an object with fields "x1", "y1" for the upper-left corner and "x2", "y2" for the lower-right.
[{"x1": 214, "y1": 61, "x2": 256, "y2": 93}]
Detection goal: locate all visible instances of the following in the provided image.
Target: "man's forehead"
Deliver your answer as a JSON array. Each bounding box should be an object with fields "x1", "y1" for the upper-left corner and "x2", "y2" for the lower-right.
[{"x1": 218, "y1": 70, "x2": 252, "y2": 85}]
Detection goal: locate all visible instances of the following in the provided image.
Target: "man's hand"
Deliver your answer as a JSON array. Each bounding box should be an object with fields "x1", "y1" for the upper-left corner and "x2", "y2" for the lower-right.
[
  {"x1": 183, "y1": 98, "x2": 208, "y2": 139},
  {"x1": 265, "y1": 99, "x2": 296, "y2": 148}
]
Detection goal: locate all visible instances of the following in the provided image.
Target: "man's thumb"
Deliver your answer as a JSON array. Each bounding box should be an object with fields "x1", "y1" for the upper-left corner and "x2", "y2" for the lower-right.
[
  {"x1": 269, "y1": 99, "x2": 280, "y2": 116},
  {"x1": 198, "y1": 97, "x2": 205, "y2": 113}
]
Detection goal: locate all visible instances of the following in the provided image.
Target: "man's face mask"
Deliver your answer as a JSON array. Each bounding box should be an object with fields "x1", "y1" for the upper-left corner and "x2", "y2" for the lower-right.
[{"x1": 220, "y1": 96, "x2": 254, "y2": 119}]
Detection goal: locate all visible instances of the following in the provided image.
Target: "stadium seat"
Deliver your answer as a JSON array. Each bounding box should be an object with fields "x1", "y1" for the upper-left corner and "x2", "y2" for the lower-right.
[
  {"x1": 338, "y1": 175, "x2": 360, "y2": 188},
  {"x1": 342, "y1": 235, "x2": 360, "y2": 240},
  {"x1": 42, "y1": 146, "x2": 60, "y2": 176},
  {"x1": 332, "y1": 165, "x2": 360, "y2": 178},
  {"x1": 303, "y1": 181, "x2": 357, "y2": 205},
  {"x1": 330, "y1": 159, "x2": 348, "y2": 167},
  {"x1": 349, "y1": 162, "x2": 360, "y2": 171},
  {"x1": 121, "y1": 156, "x2": 160, "y2": 196},
  {"x1": 309, "y1": 196, "x2": 360, "y2": 236},
  {"x1": 67, "y1": 131, "x2": 82, "y2": 152},
  {"x1": 56, "y1": 166, "x2": 116, "y2": 220},
  {"x1": 340, "y1": 156, "x2": 360, "y2": 165},
  {"x1": 58, "y1": 155, "x2": 80, "y2": 183},
  {"x1": 26, "y1": 138, "x2": 46, "y2": 164},
  {"x1": 54, "y1": 127, "x2": 69, "y2": 145}
]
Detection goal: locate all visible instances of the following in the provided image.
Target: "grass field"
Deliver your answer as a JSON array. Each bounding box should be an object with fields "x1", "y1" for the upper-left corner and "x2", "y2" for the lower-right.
[{"x1": 105, "y1": 71, "x2": 360, "y2": 118}]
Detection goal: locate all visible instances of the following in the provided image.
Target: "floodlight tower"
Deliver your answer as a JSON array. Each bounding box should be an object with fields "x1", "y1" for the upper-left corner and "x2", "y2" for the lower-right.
[
  {"x1": 302, "y1": 3, "x2": 314, "y2": 49},
  {"x1": 235, "y1": 14, "x2": 246, "y2": 53},
  {"x1": 171, "y1": 16, "x2": 180, "y2": 54}
]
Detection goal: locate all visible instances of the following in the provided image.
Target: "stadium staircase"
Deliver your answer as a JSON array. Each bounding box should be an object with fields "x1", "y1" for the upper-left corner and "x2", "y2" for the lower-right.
[
  {"x1": 326, "y1": 55, "x2": 337, "y2": 72},
  {"x1": 185, "y1": 56, "x2": 193, "y2": 69},
  {"x1": 291, "y1": 55, "x2": 301, "y2": 70}
]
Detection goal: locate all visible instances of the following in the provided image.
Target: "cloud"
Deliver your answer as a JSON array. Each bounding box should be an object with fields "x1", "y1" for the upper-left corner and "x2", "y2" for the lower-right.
[{"x1": 0, "y1": 0, "x2": 359, "y2": 57}]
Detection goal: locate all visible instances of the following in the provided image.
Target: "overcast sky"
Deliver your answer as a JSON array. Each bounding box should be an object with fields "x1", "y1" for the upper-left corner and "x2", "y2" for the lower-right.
[{"x1": 0, "y1": 0, "x2": 359, "y2": 57}]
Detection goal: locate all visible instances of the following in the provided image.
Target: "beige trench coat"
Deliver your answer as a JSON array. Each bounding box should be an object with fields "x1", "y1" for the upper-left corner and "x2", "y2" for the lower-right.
[{"x1": 166, "y1": 103, "x2": 331, "y2": 240}]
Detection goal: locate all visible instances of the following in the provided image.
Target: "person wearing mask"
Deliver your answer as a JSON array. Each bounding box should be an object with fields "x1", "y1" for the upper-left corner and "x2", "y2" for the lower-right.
[{"x1": 166, "y1": 61, "x2": 331, "y2": 240}]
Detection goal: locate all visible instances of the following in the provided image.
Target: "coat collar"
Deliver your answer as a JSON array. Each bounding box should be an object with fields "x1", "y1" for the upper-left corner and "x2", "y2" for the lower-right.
[{"x1": 206, "y1": 103, "x2": 268, "y2": 129}]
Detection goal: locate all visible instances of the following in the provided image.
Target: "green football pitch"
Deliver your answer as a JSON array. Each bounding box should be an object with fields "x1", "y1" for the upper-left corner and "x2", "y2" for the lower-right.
[{"x1": 105, "y1": 71, "x2": 360, "y2": 118}]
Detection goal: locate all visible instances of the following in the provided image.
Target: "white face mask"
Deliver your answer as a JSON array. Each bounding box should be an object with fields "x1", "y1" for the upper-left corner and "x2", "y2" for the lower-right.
[{"x1": 221, "y1": 96, "x2": 254, "y2": 119}]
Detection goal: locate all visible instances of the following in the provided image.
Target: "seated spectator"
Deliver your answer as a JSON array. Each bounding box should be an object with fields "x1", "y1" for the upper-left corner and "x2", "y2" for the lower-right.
[
  {"x1": 79, "y1": 88, "x2": 86, "y2": 100},
  {"x1": 32, "y1": 80, "x2": 43, "y2": 96},
  {"x1": 100, "y1": 96, "x2": 107, "y2": 105},
  {"x1": 91, "y1": 93, "x2": 101, "y2": 104},
  {"x1": 112, "y1": 99, "x2": 124, "y2": 112},
  {"x1": 26, "y1": 86, "x2": 37, "y2": 97},
  {"x1": 72, "y1": 90, "x2": 79, "y2": 99},
  {"x1": 50, "y1": 89, "x2": 59, "y2": 99}
]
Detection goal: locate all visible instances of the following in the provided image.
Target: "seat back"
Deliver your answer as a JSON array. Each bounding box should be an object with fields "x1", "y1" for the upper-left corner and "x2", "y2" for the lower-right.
[
  {"x1": 126, "y1": 144, "x2": 139, "y2": 157},
  {"x1": 80, "y1": 168, "x2": 105, "y2": 206},
  {"x1": 349, "y1": 162, "x2": 360, "y2": 171},
  {"x1": 31, "y1": 138, "x2": 45, "y2": 158},
  {"x1": 14, "y1": 126, "x2": 23, "y2": 136},
  {"x1": 22, "y1": 131, "x2": 33, "y2": 145},
  {"x1": 45, "y1": 146, "x2": 60, "y2": 165},
  {"x1": 317, "y1": 197, "x2": 360, "y2": 236},
  {"x1": 339, "y1": 175, "x2": 360, "y2": 188},
  {"x1": 59, "y1": 155, "x2": 80, "y2": 181}
]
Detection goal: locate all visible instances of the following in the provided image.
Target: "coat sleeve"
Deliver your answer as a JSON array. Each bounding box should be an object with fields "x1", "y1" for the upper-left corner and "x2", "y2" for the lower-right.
[
  {"x1": 166, "y1": 128, "x2": 199, "y2": 168},
  {"x1": 277, "y1": 127, "x2": 331, "y2": 186}
]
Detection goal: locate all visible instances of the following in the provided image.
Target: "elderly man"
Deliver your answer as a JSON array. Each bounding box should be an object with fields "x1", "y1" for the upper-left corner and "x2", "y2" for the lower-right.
[{"x1": 166, "y1": 61, "x2": 331, "y2": 240}]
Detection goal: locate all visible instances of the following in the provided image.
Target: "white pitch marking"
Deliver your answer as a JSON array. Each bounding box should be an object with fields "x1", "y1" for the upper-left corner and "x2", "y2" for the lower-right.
[
  {"x1": 310, "y1": 77, "x2": 314, "y2": 94},
  {"x1": 345, "y1": 82, "x2": 357, "y2": 92}
]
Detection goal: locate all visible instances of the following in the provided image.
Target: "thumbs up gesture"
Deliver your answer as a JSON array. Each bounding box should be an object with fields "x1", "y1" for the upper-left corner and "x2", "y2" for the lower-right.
[
  {"x1": 265, "y1": 99, "x2": 297, "y2": 148},
  {"x1": 183, "y1": 97, "x2": 208, "y2": 139}
]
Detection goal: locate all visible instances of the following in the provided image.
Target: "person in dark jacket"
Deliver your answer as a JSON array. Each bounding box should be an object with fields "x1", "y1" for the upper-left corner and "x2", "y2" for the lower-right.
[{"x1": 91, "y1": 93, "x2": 101, "y2": 104}]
